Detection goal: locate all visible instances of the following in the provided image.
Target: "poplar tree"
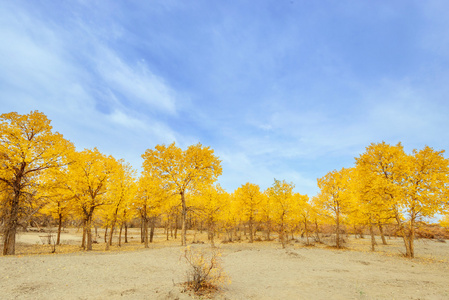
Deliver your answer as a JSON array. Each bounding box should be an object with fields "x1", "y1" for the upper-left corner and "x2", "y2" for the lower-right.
[
  {"x1": 0, "y1": 111, "x2": 74, "y2": 255},
  {"x1": 235, "y1": 183, "x2": 262, "y2": 243},
  {"x1": 142, "y1": 143, "x2": 222, "y2": 246}
]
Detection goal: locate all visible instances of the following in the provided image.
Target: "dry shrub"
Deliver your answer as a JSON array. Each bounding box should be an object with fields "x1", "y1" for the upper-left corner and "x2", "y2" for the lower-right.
[
  {"x1": 415, "y1": 223, "x2": 449, "y2": 240},
  {"x1": 326, "y1": 235, "x2": 347, "y2": 248},
  {"x1": 191, "y1": 240, "x2": 205, "y2": 244},
  {"x1": 302, "y1": 240, "x2": 315, "y2": 247},
  {"x1": 181, "y1": 246, "x2": 229, "y2": 297}
]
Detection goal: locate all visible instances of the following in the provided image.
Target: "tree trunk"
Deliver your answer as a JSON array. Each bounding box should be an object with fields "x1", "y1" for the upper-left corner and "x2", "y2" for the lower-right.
[
  {"x1": 378, "y1": 222, "x2": 387, "y2": 245},
  {"x1": 279, "y1": 214, "x2": 286, "y2": 248},
  {"x1": 304, "y1": 220, "x2": 310, "y2": 245},
  {"x1": 369, "y1": 222, "x2": 376, "y2": 251},
  {"x1": 109, "y1": 220, "x2": 116, "y2": 246},
  {"x1": 81, "y1": 221, "x2": 86, "y2": 249},
  {"x1": 124, "y1": 222, "x2": 128, "y2": 243},
  {"x1": 140, "y1": 217, "x2": 144, "y2": 243},
  {"x1": 105, "y1": 235, "x2": 110, "y2": 251},
  {"x1": 2, "y1": 220, "x2": 17, "y2": 256},
  {"x1": 209, "y1": 221, "x2": 215, "y2": 248},
  {"x1": 249, "y1": 216, "x2": 254, "y2": 243},
  {"x1": 2, "y1": 190, "x2": 21, "y2": 255},
  {"x1": 150, "y1": 217, "x2": 155, "y2": 243},
  {"x1": 408, "y1": 212, "x2": 416, "y2": 258},
  {"x1": 144, "y1": 217, "x2": 149, "y2": 248},
  {"x1": 174, "y1": 214, "x2": 178, "y2": 239},
  {"x1": 86, "y1": 215, "x2": 93, "y2": 251},
  {"x1": 359, "y1": 229, "x2": 364, "y2": 239},
  {"x1": 394, "y1": 210, "x2": 412, "y2": 257},
  {"x1": 280, "y1": 225, "x2": 286, "y2": 248},
  {"x1": 265, "y1": 219, "x2": 271, "y2": 241},
  {"x1": 408, "y1": 228, "x2": 414, "y2": 258},
  {"x1": 104, "y1": 226, "x2": 108, "y2": 243},
  {"x1": 166, "y1": 221, "x2": 169, "y2": 241},
  {"x1": 314, "y1": 219, "x2": 321, "y2": 242},
  {"x1": 336, "y1": 208, "x2": 341, "y2": 249},
  {"x1": 118, "y1": 223, "x2": 123, "y2": 247},
  {"x1": 181, "y1": 191, "x2": 187, "y2": 246},
  {"x1": 56, "y1": 213, "x2": 63, "y2": 245}
]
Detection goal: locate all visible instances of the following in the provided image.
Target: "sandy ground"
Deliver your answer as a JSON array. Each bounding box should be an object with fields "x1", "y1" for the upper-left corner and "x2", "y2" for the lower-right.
[{"x1": 1, "y1": 229, "x2": 449, "y2": 300}]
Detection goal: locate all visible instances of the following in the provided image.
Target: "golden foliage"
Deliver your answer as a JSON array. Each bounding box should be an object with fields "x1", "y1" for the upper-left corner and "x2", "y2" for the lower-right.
[
  {"x1": 0, "y1": 111, "x2": 74, "y2": 255},
  {"x1": 141, "y1": 142, "x2": 222, "y2": 193},
  {"x1": 2, "y1": 110, "x2": 449, "y2": 260},
  {"x1": 141, "y1": 142, "x2": 222, "y2": 245}
]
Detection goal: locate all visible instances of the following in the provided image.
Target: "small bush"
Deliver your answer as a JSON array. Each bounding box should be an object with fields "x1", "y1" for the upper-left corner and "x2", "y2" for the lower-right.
[
  {"x1": 181, "y1": 246, "x2": 229, "y2": 297},
  {"x1": 327, "y1": 235, "x2": 347, "y2": 248},
  {"x1": 221, "y1": 237, "x2": 235, "y2": 244},
  {"x1": 191, "y1": 240, "x2": 205, "y2": 244},
  {"x1": 302, "y1": 241, "x2": 315, "y2": 247}
]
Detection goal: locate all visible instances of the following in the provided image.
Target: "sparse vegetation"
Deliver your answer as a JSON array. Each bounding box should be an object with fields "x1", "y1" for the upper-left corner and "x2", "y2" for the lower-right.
[
  {"x1": 2, "y1": 228, "x2": 448, "y2": 299},
  {"x1": 181, "y1": 246, "x2": 229, "y2": 297}
]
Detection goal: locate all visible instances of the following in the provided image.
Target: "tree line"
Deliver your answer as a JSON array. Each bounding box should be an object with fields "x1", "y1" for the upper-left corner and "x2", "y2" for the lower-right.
[{"x1": 1, "y1": 111, "x2": 448, "y2": 257}]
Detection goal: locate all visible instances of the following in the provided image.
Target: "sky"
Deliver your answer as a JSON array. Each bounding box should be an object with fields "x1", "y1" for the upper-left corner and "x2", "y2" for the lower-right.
[{"x1": 1, "y1": 0, "x2": 449, "y2": 197}]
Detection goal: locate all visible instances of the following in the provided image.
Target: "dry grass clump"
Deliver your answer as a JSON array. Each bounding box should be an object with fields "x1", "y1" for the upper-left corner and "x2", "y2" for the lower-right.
[
  {"x1": 326, "y1": 235, "x2": 347, "y2": 249},
  {"x1": 181, "y1": 246, "x2": 229, "y2": 298},
  {"x1": 415, "y1": 224, "x2": 449, "y2": 239}
]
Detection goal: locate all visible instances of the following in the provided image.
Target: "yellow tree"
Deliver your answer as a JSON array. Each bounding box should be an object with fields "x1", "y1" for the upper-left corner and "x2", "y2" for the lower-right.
[
  {"x1": 0, "y1": 111, "x2": 74, "y2": 255},
  {"x1": 235, "y1": 182, "x2": 262, "y2": 243},
  {"x1": 267, "y1": 179, "x2": 296, "y2": 248},
  {"x1": 39, "y1": 166, "x2": 75, "y2": 245},
  {"x1": 163, "y1": 194, "x2": 183, "y2": 240},
  {"x1": 221, "y1": 192, "x2": 240, "y2": 242},
  {"x1": 259, "y1": 191, "x2": 273, "y2": 240},
  {"x1": 350, "y1": 165, "x2": 394, "y2": 251},
  {"x1": 316, "y1": 167, "x2": 353, "y2": 248},
  {"x1": 142, "y1": 142, "x2": 222, "y2": 246},
  {"x1": 66, "y1": 148, "x2": 116, "y2": 251},
  {"x1": 104, "y1": 159, "x2": 136, "y2": 248},
  {"x1": 116, "y1": 196, "x2": 136, "y2": 246},
  {"x1": 296, "y1": 194, "x2": 312, "y2": 245},
  {"x1": 401, "y1": 146, "x2": 449, "y2": 257},
  {"x1": 310, "y1": 196, "x2": 327, "y2": 243},
  {"x1": 135, "y1": 173, "x2": 172, "y2": 247},
  {"x1": 196, "y1": 184, "x2": 227, "y2": 247},
  {"x1": 356, "y1": 142, "x2": 409, "y2": 256}
]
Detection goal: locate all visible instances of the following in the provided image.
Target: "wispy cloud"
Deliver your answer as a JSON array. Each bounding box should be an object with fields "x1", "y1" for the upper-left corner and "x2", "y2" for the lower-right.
[
  {"x1": 0, "y1": 1, "x2": 180, "y2": 152},
  {"x1": 2, "y1": 1, "x2": 449, "y2": 197},
  {"x1": 92, "y1": 47, "x2": 177, "y2": 115}
]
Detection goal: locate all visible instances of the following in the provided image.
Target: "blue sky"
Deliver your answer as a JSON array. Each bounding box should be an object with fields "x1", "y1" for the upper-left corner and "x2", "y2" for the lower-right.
[{"x1": 1, "y1": 0, "x2": 449, "y2": 196}]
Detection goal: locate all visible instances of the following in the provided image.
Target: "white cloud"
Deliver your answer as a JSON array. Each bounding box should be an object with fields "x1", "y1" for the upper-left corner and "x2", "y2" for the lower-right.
[
  {"x1": 108, "y1": 109, "x2": 146, "y2": 129},
  {"x1": 94, "y1": 48, "x2": 177, "y2": 115},
  {"x1": 0, "y1": 2, "x2": 181, "y2": 170},
  {"x1": 3, "y1": 0, "x2": 449, "y2": 199}
]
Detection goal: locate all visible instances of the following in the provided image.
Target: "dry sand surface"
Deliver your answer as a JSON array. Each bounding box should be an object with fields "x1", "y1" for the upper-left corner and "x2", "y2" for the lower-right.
[{"x1": 1, "y1": 229, "x2": 449, "y2": 299}]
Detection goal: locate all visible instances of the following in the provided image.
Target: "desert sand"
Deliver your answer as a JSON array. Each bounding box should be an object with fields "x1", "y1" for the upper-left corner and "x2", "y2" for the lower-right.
[{"x1": 1, "y1": 229, "x2": 448, "y2": 299}]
